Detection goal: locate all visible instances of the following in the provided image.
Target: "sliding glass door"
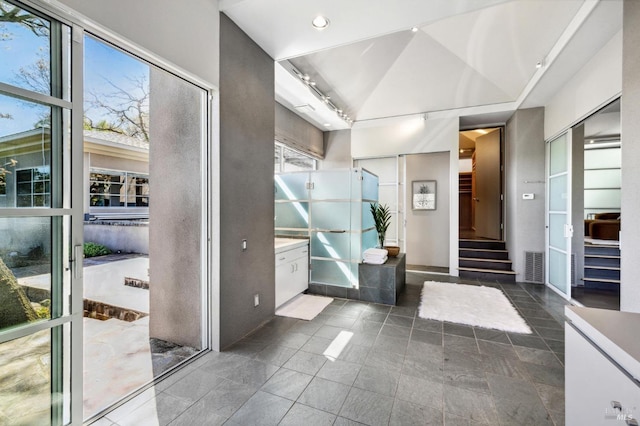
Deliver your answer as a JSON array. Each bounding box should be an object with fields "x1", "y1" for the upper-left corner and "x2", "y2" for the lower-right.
[{"x1": 546, "y1": 132, "x2": 573, "y2": 299}]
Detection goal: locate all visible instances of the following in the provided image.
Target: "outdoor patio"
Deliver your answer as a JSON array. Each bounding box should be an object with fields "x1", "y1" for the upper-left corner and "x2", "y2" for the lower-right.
[{"x1": 7, "y1": 255, "x2": 198, "y2": 420}]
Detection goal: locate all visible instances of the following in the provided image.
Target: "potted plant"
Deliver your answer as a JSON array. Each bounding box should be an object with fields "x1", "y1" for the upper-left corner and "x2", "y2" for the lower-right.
[{"x1": 370, "y1": 203, "x2": 400, "y2": 256}]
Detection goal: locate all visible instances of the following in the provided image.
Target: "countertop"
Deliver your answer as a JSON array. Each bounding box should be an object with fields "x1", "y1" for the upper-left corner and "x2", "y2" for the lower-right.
[
  {"x1": 275, "y1": 237, "x2": 309, "y2": 254},
  {"x1": 565, "y1": 305, "x2": 640, "y2": 381}
]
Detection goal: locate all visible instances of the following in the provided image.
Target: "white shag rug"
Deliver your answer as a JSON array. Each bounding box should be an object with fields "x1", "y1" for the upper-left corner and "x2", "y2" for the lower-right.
[
  {"x1": 418, "y1": 281, "x2": 532, "y2": 334},
  {"x1": 276, "y1": 294, "x2": 334, "y2": 321}
]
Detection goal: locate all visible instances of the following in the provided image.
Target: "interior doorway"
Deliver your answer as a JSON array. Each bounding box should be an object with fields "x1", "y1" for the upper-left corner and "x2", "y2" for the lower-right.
[
  {"x1": 459, "y1": 128, "x2": 503, "y2": 240},
  {"x1": 572, "y1": 99, "x2": 621, "y2": 310}
]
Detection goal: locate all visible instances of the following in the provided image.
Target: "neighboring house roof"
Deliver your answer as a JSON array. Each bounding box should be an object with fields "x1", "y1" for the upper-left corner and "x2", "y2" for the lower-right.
[
  {"x1": 0, "y1": 128, "x2": 149, "y2": 161},
  {"x1": 83, "y1": 130, "x2": 149, "y2": 152}
]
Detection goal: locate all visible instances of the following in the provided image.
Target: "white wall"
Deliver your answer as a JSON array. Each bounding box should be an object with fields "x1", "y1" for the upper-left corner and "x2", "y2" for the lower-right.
[
  {"x1": 544, "y1": 30, "x2": 622, "y2": 140},
  {"x1": 405, "y1": 152, "x2": 451, "y2": 268},
  {"x1": 56, "y1": 0, "x2": 220, "y2": 86},
  {"x1": 352, "y1": 116, "x2": 458, "y2": 158}
]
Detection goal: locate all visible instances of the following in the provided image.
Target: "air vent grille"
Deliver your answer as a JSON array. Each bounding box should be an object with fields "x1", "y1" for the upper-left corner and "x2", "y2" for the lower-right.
[{"x1": 524, "y1": 251, "x2": 544, "y2": 283}]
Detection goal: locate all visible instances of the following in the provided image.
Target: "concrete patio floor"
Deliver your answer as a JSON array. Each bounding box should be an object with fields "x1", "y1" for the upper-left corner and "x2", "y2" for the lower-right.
[{"x1": 10, "y1": 255, "x2": 199, "y2": 420}]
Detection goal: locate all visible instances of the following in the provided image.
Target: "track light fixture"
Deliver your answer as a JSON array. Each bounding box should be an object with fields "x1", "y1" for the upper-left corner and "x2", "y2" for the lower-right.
[{"x1": 291, "y1": 66, "x2": 352, "y2": 124}]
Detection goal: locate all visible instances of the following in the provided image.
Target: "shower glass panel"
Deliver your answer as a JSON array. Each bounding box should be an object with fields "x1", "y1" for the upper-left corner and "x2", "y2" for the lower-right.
[{"x1": 275, "y1": 168, "x2": 378, "y2": 288}]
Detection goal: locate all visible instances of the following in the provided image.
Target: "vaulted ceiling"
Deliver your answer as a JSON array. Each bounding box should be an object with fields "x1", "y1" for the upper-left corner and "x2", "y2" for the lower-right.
[{"x1": 220, "y1": 0, "x2": 623, "y2": 130}]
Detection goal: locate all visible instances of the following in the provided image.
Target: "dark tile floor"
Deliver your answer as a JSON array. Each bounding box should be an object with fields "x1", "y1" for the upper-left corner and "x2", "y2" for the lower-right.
[
  {"x1": 571, "y1": 287, "x2": 620, "y2": 310},
  {"x1": 97, "y1": 272, "x2": 570, "y2": 426}
]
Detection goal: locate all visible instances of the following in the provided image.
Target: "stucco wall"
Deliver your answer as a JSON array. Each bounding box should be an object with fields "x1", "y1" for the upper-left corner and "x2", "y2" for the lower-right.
[
  {"x1": 148, "y1": 68, "x2": 204, "y2": 349},
  {"x1": 620, "y1": 0, "x2": 640, "y2": 313},
  {"x1": 505, "y1": 108, "x2": 546, "y2": 281},
  {"x1": 219, "y1": 14, "x2": 275, "y2": 349}
]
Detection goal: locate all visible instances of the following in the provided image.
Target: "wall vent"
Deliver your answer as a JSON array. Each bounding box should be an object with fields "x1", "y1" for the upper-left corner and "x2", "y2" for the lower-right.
[{"x1": 524, "y1": 251, "x2": 544, "y2": 283}]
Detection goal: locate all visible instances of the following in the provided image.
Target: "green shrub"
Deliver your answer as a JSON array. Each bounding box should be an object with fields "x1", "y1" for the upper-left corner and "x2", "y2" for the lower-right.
[
  {"x1": 83, "y1": 242, "x2": 111, "y2": 258},
  {"x1": 33, "y1": 304, "x2": 50, "y2": 319}
]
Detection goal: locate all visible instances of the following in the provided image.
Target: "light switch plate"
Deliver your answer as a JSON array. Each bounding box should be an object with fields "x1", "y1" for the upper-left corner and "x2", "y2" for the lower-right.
[{"x1": 522, "y1": 193, "x2": 535, "y2": 200}]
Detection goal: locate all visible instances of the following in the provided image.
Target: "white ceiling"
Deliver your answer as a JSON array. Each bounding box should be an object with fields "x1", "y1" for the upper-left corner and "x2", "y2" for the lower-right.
[{"x1": 220, "y1": 0, "x2": 623, "y2": 130}]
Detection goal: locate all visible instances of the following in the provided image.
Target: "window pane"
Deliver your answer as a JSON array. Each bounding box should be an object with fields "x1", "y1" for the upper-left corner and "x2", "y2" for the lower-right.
[
  {"x1": 274, "y1": 144, "x2": 282, "y2": 173},
  {"x1": 0, "y1": 217, "x2": 52, "y2": 331},
  {"x1": 0, "y1": 329, "x2": 52, "y2": 425},
  {"x1": 89, "y1": 170, "x2": 149, "y2": 208},
  {"x1": 0, "y1": 94, "x2": 52, "y2": 208},
  {"x1": 0, "y1": 1, "x2": 51, "y2": 96},
  {"x1": 283, "y1": 146, "x2": 315, "y2": 172}
]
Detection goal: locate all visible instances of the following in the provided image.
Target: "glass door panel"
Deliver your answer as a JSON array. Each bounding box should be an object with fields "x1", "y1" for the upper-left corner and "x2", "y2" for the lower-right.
[
  {"x1": 0, "y1": 2, "x2": 77, "y2": 424},
  {"x1": 547, "y1": 132, "x2": 572, "y2": 298}
]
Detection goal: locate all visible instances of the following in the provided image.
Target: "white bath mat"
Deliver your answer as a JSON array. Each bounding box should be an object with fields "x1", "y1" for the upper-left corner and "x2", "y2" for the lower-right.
[
  {"x1": 418, "y1": 281, "x2": 532, "y2": 334},
  {"x1": 276, "y1": 294, "x2": 334, "y2": 321}
]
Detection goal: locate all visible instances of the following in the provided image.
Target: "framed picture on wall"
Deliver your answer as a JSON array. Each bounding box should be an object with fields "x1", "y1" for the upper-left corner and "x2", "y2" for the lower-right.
[{"x1": 412, "y1": 180, "x2": 436, "y2": 210}]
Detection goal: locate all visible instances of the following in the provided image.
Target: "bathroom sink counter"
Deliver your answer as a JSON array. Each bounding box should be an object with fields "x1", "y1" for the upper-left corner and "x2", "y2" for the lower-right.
[{"x1": 275, "y1": 237, "x2": 309, "y2": 254}]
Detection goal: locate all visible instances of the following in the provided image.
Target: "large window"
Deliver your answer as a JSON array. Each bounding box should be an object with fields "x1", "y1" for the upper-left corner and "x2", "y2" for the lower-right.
[{"x1": 89, "y1": 169, "x2": 149, "y2": 207}]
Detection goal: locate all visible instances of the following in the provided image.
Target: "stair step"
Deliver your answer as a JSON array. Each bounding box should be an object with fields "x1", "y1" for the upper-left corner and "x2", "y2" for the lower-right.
[
  {"x1": 583, "y1": 277, "x2": 620, "y2": 290},
  {"x1": 459, "y1": 257, "x2": 512, "y2": 263},
  {"x1": 584, "y1": 254, "x2": 620, "y2": 259},
  {"x1": 583, "y1": 277, "x2": 620, "y2": 284},
  {"x1": 584, "y1": 265, "x2": 620, "y2": 271},
  {"x1": 458, "y1": 267, "x2": 516, "y2": 275},
  {"x1": 459, "y1": 258, "x2": 513, "y2": 271},
  {"x1": 458, "y1": 267, "x2": 516, "y2": 283},
  {"x1": 584, "y1": 246, "x2": 620, "y2": 256},
  {"x1": 459, "y1": 248, "x2": 509, "y2": 260},
  {"x1": 584, "y1": 268, "x2": 620, "y2": 280},
  {"x1": 459, "y1": 239, "x2": 506, "y2": 250}
]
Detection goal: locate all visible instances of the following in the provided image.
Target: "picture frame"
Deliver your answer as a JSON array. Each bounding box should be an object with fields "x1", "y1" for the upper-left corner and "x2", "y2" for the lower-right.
[{"x1": 412, "y1": 180, "x2": 436, "y2": 210}]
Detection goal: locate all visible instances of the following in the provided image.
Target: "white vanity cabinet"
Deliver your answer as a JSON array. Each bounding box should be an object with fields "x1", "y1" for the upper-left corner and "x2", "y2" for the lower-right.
[
  {"x1": 275, "y1": 239, "x2": 309, "y2": 308},
  {"x1": 565, "y1": 306, "x2": 640, "y2": 425}
]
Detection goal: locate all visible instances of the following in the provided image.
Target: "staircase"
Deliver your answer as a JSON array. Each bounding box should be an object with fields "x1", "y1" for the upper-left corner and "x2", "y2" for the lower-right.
[
  {"x1": 583, "y1": 243, "x2": 620, "y2": 290},
  {"x1": 459, "y1": 239, "x2": 516, "y2": 282}
]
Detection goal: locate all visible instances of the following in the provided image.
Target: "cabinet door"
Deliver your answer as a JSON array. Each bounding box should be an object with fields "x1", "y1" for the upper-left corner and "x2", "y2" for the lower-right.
[
  {"x1": 275, "y1": 262, "x2": 291, "y2": 308},
  {"x1": 566, "y1": 325, "x2": 640, "y2": 425},
  {"x1": 292, "y1": 255, "x2": 309, "y2": 296}
]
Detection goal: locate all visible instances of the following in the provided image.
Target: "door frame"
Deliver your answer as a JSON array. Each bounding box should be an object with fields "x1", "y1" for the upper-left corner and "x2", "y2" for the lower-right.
[{"x1": 458, "y1": 126, "x2": 505, "y2": 241}]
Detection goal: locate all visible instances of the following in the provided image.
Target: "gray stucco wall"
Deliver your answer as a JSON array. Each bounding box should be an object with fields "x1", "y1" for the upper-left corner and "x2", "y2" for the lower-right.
[
  {"x1": 220, "y1": 13, "x2": 275, "y2": 349},
  {"x1": 621, "y1": 0, "x2": 640, "y2": 312},
  {"x1": 505, "y1": 108, "x2": 546, "y2": 281},
  {"x1": 320, "y1": 130, "x2": 352, "y2": 169},
  {"x1": 148, "y1": 68, "x2": 204, "y2": 349},
  {"x1": 405, "y1": 152, "x2": 450, "y2": 268}
]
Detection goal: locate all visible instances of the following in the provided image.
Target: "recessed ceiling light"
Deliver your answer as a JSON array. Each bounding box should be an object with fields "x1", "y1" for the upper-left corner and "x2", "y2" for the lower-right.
[
  {"x1": 324, "y1": 123, "x2": 331, "y2": 127},
  {"x1": 312, "y1": 15, "x2": 330, "y2": 30},
  {"x1": 411, "y1": 27, "x2": 419, "y2": 33}
]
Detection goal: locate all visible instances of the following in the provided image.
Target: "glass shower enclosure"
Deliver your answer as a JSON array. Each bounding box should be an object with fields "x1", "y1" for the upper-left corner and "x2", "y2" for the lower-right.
[{"x1": 275, "y1": 168, "x2": 378, "y2": 288}]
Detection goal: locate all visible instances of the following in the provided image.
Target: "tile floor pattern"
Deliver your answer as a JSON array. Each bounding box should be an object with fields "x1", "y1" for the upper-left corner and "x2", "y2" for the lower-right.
[{"x1": 95, "y1": 273, "x2": 570, "y2": 426}]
